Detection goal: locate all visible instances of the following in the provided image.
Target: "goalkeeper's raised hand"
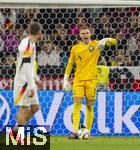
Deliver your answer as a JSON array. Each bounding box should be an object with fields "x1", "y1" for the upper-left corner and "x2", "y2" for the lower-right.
[
  {"x1": 97, "y1": 38, "x2": 118, "y2": 50},
  {"x1": 105, "y1": 38, "x2": 118, "y2": 47},
  {"x1": 63, "y1": 74, "x2": 71, "y2": 92}
]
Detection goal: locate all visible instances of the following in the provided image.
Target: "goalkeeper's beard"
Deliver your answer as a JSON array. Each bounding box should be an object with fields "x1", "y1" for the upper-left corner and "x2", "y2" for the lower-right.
[{"x1": 82, "y1": 38, "x2": 91, "y2": 44}]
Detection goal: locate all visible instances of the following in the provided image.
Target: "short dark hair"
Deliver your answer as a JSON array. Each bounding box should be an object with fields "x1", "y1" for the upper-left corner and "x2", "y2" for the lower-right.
[
  {"x1": 80, "y1": 25, "x2": 90, "y2": 31},
  {"x1": 28, "y1": 22, "x2": 41, "y2": 35}
]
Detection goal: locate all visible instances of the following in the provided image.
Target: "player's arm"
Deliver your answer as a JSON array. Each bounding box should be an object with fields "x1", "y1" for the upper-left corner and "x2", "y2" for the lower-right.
[
  {"x1": 97, "y1": 38, "x2": 118, "y2": 51},
  {"x1": 33, "y1": 60, "x2": 42, "y2": 89},
  {"x1": 34, "y1": 60, "x2": 40, "y2": 84},
  {"x1": 34, "y1": 74, "x2": 39, "y2": 83},
  {"x1": 63, "y1": 46, "x2": 75, "y2": 91},
  {"x1": 34, "y1": 73, "x2": 42, "y2": 89}
]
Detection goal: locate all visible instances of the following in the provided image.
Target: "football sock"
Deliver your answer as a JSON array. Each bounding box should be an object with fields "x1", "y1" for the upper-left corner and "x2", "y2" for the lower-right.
[
  {"x1": 86, "y1": 105, "x2": 94, "y2": 131},
  {"x1": 73, "y1": 102, "x2": 82, "y2": 133}
]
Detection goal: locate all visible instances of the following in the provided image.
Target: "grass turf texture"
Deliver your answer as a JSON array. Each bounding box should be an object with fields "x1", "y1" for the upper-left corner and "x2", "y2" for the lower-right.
[
  {"x1": 51, "y1": 136, "x2": 140, "y2": 150},
  {"x1": 0, "y1": 135, "x2": 139, "y2": 150}
]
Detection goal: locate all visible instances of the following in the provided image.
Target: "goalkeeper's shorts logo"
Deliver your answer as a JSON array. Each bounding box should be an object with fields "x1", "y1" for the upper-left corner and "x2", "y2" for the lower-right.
[{"x1": 88, "y1": 46, "x2": 94, "y2": 52}]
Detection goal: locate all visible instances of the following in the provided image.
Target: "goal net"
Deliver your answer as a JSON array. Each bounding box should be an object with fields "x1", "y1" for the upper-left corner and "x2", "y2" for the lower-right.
[{"x1": 0, "y1": 0, "x2": 140, "y2": 136}]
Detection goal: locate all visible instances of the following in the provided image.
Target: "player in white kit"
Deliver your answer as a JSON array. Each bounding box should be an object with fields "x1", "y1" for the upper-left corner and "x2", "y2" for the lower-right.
[{"x1": 14, "y1": 22, "x2": 41, "y2": 126}]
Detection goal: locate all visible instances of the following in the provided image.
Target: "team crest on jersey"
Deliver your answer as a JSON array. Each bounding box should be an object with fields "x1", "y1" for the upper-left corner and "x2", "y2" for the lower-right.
[{"x1": 88, "y1": 46, "x2": 94, "y2": 52}]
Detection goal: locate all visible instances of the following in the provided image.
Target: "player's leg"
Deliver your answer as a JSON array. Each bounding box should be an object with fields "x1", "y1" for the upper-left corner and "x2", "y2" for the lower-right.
[
  {"x1": 69, "y1": 81, "x2": 84, "y2": 139},
  {"x1": 69, "y1": 97, "x2": 82, "y2": 139},
  {"x1": 13, "y1": 86, "x2": 39, "y2": 143},
  {"x1": 25, "y1": 104, "x2": 40, "y2": 123},
  {"x1": 11, "y1": 106, "x2": 30, "y2": 144},
  {"x1": 14, "y1": 84, "x2": 30, "y2": 125},
  {"x1": 73, "y1": 97, "x2": 82, "y2": 133},
  {"x1": 85, "y1": 80, "x2": 97, "y2": 133},
  {"x1": 14, "y1": 84, "x2": 39, "y2": 124},
  {"x1": 16, "y1": 106, "x2": 30, "y2": 125},
  {"x1": 25, "y1": 90, "x2": 40, "y2": 123},
  {"x1": 85, "y1": 100, "x2": 94, "y2": 132}
]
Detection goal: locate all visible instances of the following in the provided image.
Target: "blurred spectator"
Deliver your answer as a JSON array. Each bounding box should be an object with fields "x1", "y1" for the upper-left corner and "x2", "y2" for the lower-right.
[
  {"x1": 0, "y1": 58, "x2": 3, "y2": 66},
  {"x1": 0, "y1": 7, "x2": 140, "y2": 82},
  {"x1": 0, "y1": 11, "x2": 4, "y2": 28},
  {"x1": 122, "y1": 55, "x2": 132, "y2": 66},
  {"x1": 17, "y1": 28, "x2": 28, "y2": 40},
  {"x1": 127, "y1": 34, "x2": 137, "y2": 55},
  {"x1": 117, "y1": 31, "x2": 124, "y2": 41},
  {"x1": 2, "y1": 29, "x2": 20, "y2": 52},
  {"x1": 53, "y1": 24, "x2": 65, "y2": 36},
  {"x1": 1, "y1": 9, "x2": 16, "y2": 30},
  {"x1": 0, "y1": 33, "x2": 4, "y2": 51},
  {"x1": 3, "y1": 54, "x2": 15, "y2": 67},
  {"x1": 131, "y1": 41, "x2": 140, "y2": 66},
  {"x1": 10, "y1": 9, "x2": 16, "y2": 25},
  {"x1": 113, "y1": 49, "x2": 126, "y2": 66},
  {"x1": 54, "y1": 27, "x2": 70, "y2": 52},
  {"x1": 101, "y1": 23, "x2": 114, "y2": 35},
  {"x1": 110, "y1": 56, "x2": 119, "y2": 66},
  {"x1": 37, "y1": 42, "x2": 49, "y2": 66},
  {"x1": 68, "y1": 13, "x2": 86, "y2": 35},
  {"x1": 115, "y1": 49, "x2": 125, "y2": 56},
  {"x1": 57, "y1": 28, "x2": 67, "y2": 40},
  {"x1": 98, "y1": 56, "x2": 107, "y2": 66},
  {"x1": 37, "y1": 41, "x2": 62, "y2": 66},
  {"x1": 116, "y1": 55, "x2": 124, "y2": 66},
  {"x1": 49, "y1": 44, "x2": 62, "y2": 66},
  {"x1": 102, "y1": 14, "x2": 109, "y2": 24}
]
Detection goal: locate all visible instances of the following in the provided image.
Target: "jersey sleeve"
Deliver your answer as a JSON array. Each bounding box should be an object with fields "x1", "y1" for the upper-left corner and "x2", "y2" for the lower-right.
[
  {"x1": 68, "y1": 46, "x2": 75, "y2": 64},
  {"x1": 18, "y1": 39, "x2": 28, "y2": 55},
  {"x1": 64, "y1": 46, "x2": 75, "y2": 76}
]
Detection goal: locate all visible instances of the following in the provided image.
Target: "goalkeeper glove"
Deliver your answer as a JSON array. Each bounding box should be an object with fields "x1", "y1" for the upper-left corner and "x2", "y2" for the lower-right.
[
  {"x1": 63, "y1": 74, "x2": 71, "y2": 92},
  {"x1": 105, "y1": 38, "x2": 118, "y2": 47},
  {"x1": 98, "y1": 38, "x2": 118, "y2": 47}
]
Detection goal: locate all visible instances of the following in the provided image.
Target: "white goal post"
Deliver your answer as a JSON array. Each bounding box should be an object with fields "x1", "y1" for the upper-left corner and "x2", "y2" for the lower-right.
[{"x1": 0, "y1": 0, "x2": 140, "y2": 7}]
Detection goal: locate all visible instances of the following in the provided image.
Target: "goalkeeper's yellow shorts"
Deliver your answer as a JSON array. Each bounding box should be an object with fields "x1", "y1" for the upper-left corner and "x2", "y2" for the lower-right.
[{"x1": 72, "y1": 79, "x2": 97, "y2": 100}]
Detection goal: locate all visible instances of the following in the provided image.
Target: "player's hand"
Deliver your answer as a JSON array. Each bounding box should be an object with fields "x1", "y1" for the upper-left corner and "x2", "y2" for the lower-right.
[
  {"x1": 105, "y1": 38, "x2": 118, "y2": 47},
  {"x1": 63, "y1": 74, "x2": 71, "y2": 92},
  {"x1": 63, "y1": 80, "x2": 71, "y2": 92},
  {"x1": 36, "y1": 80, "x2": 43, "y2": 90},
  {"x1": 98, "y1": 38, "x2": 118, "y2": 47},
  {"x1": 28, "y1": 89, "x2": 35, "y2": 98}
]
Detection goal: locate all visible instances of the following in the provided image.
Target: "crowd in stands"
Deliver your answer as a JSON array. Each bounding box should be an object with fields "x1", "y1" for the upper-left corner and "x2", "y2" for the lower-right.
[{"x1": 0, "y1": 7, "x2": 140, "y2": 78}]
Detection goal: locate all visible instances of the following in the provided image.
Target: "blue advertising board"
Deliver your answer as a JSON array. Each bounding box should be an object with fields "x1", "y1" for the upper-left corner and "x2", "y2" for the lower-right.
[{"x1": 0, "y1": 90, "x2": 140, "y2": 136}]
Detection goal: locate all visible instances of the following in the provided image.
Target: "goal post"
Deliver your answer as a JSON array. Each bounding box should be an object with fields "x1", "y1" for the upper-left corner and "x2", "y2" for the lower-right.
[{"x1": 0, "y1": 0, "x2": 140, "y2": 7}]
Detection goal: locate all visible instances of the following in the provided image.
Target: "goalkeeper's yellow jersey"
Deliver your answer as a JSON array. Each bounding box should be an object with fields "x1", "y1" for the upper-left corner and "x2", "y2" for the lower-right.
[{"x1": 69, "y1": 40, "x2": 100, "y2": 81}]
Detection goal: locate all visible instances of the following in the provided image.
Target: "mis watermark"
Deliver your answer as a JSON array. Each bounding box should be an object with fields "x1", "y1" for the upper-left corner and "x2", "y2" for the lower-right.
[{"x1": 0, "y1": 125, "x2": 50, "y2": 149}]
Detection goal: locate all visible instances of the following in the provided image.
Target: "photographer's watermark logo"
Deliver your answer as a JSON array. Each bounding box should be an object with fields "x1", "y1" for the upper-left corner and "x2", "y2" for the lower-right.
[{"x1": 5, "y1": 125, "x2": 50, "y2": 148}]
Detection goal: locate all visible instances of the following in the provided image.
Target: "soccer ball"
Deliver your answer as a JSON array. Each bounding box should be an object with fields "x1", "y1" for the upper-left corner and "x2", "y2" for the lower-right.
[{"x1": 77, "y1": 128, "x2": 90, "y2": 139}]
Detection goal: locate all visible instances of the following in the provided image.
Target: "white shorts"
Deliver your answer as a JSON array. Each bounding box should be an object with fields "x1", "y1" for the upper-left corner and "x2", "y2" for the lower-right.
[{"x1": 14, "y1": 83, "x2": 39, "y2": 107}]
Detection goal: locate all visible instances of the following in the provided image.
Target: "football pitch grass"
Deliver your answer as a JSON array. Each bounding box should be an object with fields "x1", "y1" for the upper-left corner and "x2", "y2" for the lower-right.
[
  {"x1": 51, "y1": 136, "x2": 140, "y2": 150},
  {"x1": 0, "y1": 135, "x2": 139, "y2": 150}
]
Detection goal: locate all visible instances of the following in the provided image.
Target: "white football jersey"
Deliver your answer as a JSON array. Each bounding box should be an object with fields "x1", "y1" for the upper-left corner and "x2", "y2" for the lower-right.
[{"x1": 14, "y1": 36, "x2": 36, "y2": 90}]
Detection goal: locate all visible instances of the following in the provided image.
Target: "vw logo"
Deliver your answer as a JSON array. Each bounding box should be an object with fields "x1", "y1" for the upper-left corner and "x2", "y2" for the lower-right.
[{"x1": 0, "y1": 94, "x2": 10, "y2": 131}]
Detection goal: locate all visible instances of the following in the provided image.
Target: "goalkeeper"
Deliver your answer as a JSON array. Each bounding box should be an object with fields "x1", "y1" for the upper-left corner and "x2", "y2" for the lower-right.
[{"x1": 63, "y1": 25, "x2": 118, "y2": 139}]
